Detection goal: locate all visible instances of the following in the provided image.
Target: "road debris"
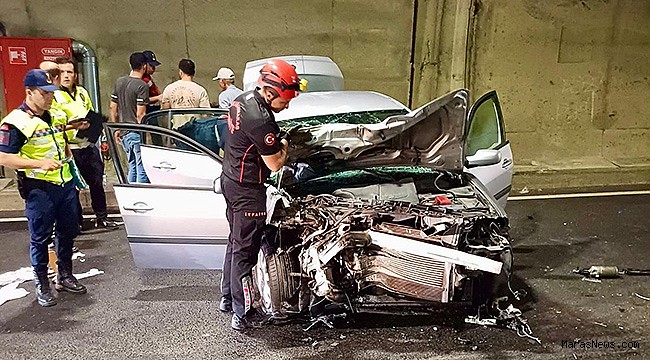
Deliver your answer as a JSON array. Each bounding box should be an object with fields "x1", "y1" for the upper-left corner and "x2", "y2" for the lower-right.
[
  {"x1": 75, "y1": 268, "x2": 104, "y2": 280},
  {"x1": 593, "y1": 322, "x2": 607, "y2": 327},
  {"x1": 0, "y1": 281, "x2": 30, "y2": 306},
  {"x1": 634, "y1": 293, "x2": 650, "y2": 301},
  {"x1": 581, "y1": 277, "x2": 601, "y2": 283},
  {"x1": 465, "y1": 299, "x2": 541, "y2": 345},
  {"x1": 72, "y1": 251, "x2": 86, "y2": 262},
  {"x1": 0, "y1": 267, "x2": 33, "y2": 286},
  {"x1": 573, "y1": 265, "x2": 650, "y2": 279},
  {"x1": 304, "y1": 314, "x2": 346, "y2": 331}
]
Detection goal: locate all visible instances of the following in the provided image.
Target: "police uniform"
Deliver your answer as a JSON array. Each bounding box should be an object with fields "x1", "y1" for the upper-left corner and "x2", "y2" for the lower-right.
[
  {"x1": 0, "y1": 98, "x2": 86, "y2": 306},
  {"x1": 220, "y1": 90, "x2": 282, "y2": 322},
  {"x1": 53, "y1": 85, "x2": 112, "y2": 226}
]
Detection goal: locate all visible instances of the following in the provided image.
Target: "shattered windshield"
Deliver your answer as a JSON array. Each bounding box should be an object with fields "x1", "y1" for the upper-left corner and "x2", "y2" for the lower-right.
[
  {"x1": 278, "y1": 109, "x2": 409, "y2": 128},
  {"x1": 284, "y1": 166, "x2": 464, "y2": 197}
]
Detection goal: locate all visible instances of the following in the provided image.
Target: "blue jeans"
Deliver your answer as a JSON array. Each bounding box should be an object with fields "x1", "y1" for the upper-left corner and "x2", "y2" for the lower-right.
[
  {"x1": 120, "y1": 132, "x2": 149, "y2": 183},
  {"x1": 25, "y1": 181, "x2": 79, "y2": 274}
]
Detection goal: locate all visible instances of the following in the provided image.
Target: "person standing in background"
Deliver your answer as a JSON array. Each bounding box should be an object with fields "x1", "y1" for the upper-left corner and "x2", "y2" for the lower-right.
[
  {"x1": 212, "y1": 67, "x2": 242, "y2": 109},
  {"x1": 161, "y1": 59, "x2": 210, "y2": 109},
  {"x1": 142, "y1": 50, "x2": 162, "y2": 114},
  {"x1": 110, "y1": 52, "x2": 150, "y2": 183}
]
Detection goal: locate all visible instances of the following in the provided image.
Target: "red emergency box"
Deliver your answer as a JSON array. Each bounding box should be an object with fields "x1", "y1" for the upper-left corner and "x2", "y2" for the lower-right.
[{"x1": 0, "y1": 37, "x2": 72, "y2": 115}]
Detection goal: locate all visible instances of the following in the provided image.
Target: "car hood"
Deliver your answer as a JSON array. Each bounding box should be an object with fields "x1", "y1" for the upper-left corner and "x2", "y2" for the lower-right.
[{"x1": 285, "y1": 89, "x2": 468, "y2": 172}]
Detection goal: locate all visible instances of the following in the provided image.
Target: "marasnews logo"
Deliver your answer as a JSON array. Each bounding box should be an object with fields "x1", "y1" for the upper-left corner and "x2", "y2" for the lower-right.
[{"x1": 561, "y1": 339, "x2": 640, "y2": 350}]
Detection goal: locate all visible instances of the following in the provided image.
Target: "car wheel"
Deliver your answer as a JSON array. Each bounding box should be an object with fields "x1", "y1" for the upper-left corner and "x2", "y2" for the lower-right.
[{"x1": 254, "y1": 250, "x2": 300, "y2": 318}]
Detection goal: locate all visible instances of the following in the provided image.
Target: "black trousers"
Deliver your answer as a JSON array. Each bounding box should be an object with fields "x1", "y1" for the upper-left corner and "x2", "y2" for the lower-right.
[
  {"x1": 220, "y1": 176, "x2": 267, "y2": 318},
  {"x1": 72, "y1": 145, "x2": 107, "y2": 219},
  {"x1": 25, "y1": 181, "x2": 79, "y2": 274}
]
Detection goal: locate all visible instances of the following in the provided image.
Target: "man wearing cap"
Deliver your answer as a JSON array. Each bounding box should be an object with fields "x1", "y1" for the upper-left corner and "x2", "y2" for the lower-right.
[
  {"x1": 213, "y1": 67, "x2": 242, "y2": 109},
  {"x1": 53, "y1": 57, "x2": 119, "y2": 229},
  {"x1": 0, "y1": 69, "x2": 87, "y2": 307},
  {"x1": 142, "y1": 50, "x2": 162, "y2": 113}
]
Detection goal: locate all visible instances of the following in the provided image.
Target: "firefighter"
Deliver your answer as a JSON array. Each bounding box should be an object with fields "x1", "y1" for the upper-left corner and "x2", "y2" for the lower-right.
[
  {"x1": 220, "y1": 59, "x2": 303, "y2": 330},
  {"x1": 0, "y1": 70, "x2": 87, "y2": 307}
]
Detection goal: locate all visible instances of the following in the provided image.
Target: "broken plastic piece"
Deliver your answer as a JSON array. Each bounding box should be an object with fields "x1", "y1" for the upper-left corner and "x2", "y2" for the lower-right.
[{"x1": 434, "y1": 195, "x2": 452, "y2": 205}]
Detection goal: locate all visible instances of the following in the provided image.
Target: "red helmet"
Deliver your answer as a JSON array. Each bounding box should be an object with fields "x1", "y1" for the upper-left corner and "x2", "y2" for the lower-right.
[{"x1": 258, "y1": 59, "x2": 302, "y2": 100}]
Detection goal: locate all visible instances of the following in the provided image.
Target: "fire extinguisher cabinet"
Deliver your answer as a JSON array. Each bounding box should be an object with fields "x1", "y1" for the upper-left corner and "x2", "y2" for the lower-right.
[{"x1": 0, "y1": 37, "x2": 73, "y2": 117}]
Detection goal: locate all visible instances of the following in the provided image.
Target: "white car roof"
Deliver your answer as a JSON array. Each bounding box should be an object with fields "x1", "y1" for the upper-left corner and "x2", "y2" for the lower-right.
[
  {"x1": 274, "y1": 91, "x2": 409, "y2": 122},
  {"x1": 243, "y1": 55, "x2": 344, "y2": 92}
]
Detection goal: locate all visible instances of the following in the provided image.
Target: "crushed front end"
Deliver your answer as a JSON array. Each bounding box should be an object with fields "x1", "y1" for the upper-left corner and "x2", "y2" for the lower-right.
[{"x1": 255, "y1": 168, "x2": 513, "y2": 319}]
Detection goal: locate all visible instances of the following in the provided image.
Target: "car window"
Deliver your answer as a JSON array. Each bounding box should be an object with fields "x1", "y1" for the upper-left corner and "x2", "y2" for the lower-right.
[
  {"x1": 104, "y1": 123, "x2": 222, "y2": 186},
  {"x1": 278, "y1": 109, "x2": 409, "y2": 128},
  {"x1": 143, "y1": 109, "x2": 228, "y2": 155},
  {"x1": 466, "y1": 94, "x2": 504, "y2": 156}
]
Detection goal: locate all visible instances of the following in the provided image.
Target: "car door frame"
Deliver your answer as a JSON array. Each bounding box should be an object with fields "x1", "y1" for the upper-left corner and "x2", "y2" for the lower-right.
[
  {"x1": 464, "y1": 90, "x2": 513, "y2": 209},
  {"x1": 104, "y1": 121, "x2": 229, "y2": 269}
]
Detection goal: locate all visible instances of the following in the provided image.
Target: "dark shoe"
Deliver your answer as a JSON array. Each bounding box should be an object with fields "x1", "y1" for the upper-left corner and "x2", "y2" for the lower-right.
[
  {"x1": 34, "y1": 271, "x2": 57, "y2": 307},
  {"x1": 55, "y1": 261, "x2": 87, "y2": 294},
  {"x1": 219, "y1": 297, "x2": 232, "y2": 312},
  {"x1": 231, "y1": 311, "x2": 269, "y2": 331},
  {"x1": 95, "y1": 218, "x2": 122, "y2": 229}
]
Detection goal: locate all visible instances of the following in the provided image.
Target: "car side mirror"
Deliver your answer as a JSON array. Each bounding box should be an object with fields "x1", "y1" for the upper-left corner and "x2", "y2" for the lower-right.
[
  {"x1": 213, "y1": 177, "x2": 222, "y2": 194},
  {"x1": 465, "y1": 149, "x2": 501, "y2": 168}
]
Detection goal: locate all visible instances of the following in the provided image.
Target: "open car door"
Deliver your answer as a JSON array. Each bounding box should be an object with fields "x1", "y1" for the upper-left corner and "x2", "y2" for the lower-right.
[
  {"x1": 104, "y1": 118, "x2": 228, "y2": 270},
  {"x1": 465, "y1": 91, "x2": 513, "y2": 210}
]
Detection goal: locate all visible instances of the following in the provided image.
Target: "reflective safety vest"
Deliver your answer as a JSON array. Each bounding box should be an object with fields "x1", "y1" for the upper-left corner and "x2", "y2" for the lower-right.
[
  {"x1": 52, "y1": 86, "x2": 93, "y2": 145},
  {"x1": 0, "y1": 108, "x2": 72, "y2": 185}
]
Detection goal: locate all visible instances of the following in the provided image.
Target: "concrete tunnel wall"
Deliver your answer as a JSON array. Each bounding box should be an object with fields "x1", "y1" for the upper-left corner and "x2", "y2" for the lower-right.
[{"x1": 1, "y1": 0, "x2": 648, "y2": 190}]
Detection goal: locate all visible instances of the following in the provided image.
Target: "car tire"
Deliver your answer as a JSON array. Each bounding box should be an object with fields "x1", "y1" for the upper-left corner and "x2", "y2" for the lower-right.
[{"x1": 254, "y1": 250, "x2": 300, "y2": 318}]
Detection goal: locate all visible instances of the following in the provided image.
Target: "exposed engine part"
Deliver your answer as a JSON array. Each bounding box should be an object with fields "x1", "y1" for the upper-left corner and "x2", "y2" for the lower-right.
[{"x1": 263, "y1": 189, "x2": 510, "y2": 312}]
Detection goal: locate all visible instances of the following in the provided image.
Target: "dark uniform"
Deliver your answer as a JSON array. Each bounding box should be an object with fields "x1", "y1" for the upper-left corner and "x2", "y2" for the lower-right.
[
  {"x1": 0, "y1": 95, "x2": 86, "y2": 307},
  {"x1": 220, "y1": 90, "x2": 281, "y2": 320}
]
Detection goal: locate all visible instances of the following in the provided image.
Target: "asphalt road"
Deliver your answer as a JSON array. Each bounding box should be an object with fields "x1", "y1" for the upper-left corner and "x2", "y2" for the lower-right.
[{"x1": 0, "y1": 195, "x2": 648, "y2": 359}]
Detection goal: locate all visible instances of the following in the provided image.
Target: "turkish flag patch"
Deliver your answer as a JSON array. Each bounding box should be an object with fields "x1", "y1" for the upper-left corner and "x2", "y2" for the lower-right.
[{"x1": 264, "y1": 133, "x2": 276, "y2": 146}]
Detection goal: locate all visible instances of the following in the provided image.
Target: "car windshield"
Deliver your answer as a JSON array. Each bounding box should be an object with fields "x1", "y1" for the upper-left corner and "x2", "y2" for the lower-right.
[
  {"x1": 278, "y1": 109, "x2": 409, "y2": 127},
  {"x1": 283, "y1": 166, "x2": 464, "y2": 198}
]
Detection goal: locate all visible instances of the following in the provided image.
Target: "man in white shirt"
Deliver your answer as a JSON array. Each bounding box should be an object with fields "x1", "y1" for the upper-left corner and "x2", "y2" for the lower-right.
[
  {"x1": 161, "y1": 59, "x2": 210, "y2": 109},
  {"x1": 212, "y1": 67, "x2": 243, "y2": 109}
]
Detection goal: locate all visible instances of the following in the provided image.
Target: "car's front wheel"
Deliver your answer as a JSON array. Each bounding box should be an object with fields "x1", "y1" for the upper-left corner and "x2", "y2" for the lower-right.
[{"x1": 254, "y1": 250, "x2": 301, "y2": 318}]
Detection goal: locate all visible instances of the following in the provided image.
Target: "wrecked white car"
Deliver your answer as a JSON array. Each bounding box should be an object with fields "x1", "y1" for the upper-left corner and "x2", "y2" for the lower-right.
[{"x1": 105, "y1": 88, "x2": 514, "y2": 317}]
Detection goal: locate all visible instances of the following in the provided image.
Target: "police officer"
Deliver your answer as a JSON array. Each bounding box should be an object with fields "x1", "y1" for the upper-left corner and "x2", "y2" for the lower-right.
[
  {"x1": 53, "y1": 57, "x2": 119, "y2": 229},
  {"x1": 0, "y1": 69, "x2": 87, "y2": 307},
  {"x1": 220, "y1": 59, "x2": 302, "y2": 330}
]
